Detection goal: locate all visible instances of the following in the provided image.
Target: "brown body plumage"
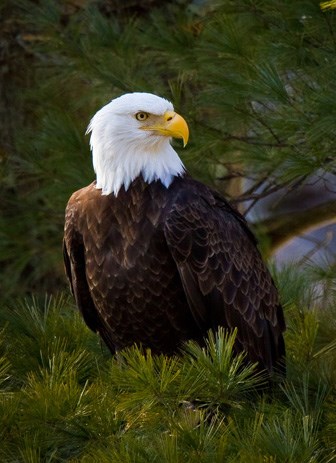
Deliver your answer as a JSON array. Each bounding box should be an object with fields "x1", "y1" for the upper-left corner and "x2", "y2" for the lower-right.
[{"x1": 63, "y1": 174, "x2": 285, "y2": 373}]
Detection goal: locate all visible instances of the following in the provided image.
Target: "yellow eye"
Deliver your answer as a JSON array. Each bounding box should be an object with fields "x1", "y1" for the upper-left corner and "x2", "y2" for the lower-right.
[{"x1": 135, "y1": 112, "x2": 149, "y2": 121}]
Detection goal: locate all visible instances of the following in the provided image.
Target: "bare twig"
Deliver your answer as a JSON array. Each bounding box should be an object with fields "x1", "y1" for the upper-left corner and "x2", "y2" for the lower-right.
[
  {"x1": 257, "y1": 200, "x2": 336, "y2": 255},
  {"x1": 297, "y1": 231, "x2": 334, "y2": 266},
  {"x1": 232, "y1": 180, "x2": 288, "y2": 203}
]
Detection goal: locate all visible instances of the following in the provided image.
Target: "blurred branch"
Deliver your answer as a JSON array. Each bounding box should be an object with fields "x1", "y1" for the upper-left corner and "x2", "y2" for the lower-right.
[
  {"x1": 258, "y1": 200, "x2": 336, "y2": 255},
  {"x1": 297, "y1": 232, "x2": 334, "y2": 266}
]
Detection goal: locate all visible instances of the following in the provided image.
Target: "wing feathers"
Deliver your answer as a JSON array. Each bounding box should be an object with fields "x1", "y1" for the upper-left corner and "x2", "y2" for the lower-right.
[{"x1": 165, "y1": 182, "x2": 285, "y2": 373}]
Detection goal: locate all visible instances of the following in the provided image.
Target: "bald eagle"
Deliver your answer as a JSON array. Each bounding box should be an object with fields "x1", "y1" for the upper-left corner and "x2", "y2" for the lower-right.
[{"x1": 63, "y1": 92, "x2": 285, "y2": 374}]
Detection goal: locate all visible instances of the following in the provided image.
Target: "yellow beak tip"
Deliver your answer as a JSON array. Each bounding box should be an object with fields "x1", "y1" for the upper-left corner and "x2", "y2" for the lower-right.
[{"x1": 164, "y1": 111, "x2": 189, "y2": 147}]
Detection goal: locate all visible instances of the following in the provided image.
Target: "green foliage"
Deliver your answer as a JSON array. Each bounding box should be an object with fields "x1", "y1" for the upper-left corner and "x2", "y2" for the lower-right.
[
  {"x1": 182, "y1": 329, "x2": 265, "y2": 406},
  {"x1": 0, "y1": 278, "x2": 335, "y2": 462},
  {"x1": 0, "y1": 294, "x2": 106, "y2": 386}
]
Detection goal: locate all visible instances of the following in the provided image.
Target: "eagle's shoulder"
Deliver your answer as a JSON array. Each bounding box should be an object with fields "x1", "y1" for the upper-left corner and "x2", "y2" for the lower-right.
[
  {"x1": 66, "y1": 182, "x2": 99, "y2": 208},
  {"x1": 169, "y1": 176, "x2": 257, "y2": 245},
  {"x1": 65, "y1": 182, "x2": 102, "y2": 221}
]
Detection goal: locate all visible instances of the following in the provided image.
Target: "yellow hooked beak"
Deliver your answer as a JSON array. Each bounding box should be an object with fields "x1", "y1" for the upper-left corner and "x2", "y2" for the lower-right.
[{"x1": 141, "y1": 111, "x2": 189, "y2": 147}]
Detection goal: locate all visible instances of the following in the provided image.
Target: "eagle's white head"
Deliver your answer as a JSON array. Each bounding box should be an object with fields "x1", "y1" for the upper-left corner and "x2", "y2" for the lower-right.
[{"x1": 86, "y1": 92, "x2": 189, "y2": 196}]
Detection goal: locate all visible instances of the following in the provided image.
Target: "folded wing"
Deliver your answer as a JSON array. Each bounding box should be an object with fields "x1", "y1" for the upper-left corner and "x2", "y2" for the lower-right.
[{"x1": 164, "y1": 185, "x2": 286, "y2": 373}]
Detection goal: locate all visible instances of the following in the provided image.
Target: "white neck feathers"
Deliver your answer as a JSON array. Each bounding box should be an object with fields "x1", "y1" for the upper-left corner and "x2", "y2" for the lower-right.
[{"x1": 90, "y1": 135, "x2": 185, "y2": 196}]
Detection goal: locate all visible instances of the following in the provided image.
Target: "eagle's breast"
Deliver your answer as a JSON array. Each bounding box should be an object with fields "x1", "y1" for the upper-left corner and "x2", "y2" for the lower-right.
[{"x1": 72, "y1": 178, "x2": 202, "y2": 353}]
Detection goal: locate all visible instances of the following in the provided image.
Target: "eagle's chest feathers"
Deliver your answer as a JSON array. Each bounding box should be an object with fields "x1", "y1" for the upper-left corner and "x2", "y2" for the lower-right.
[
  {"x1": 82, "y1": 181, "x2": 189, "y2": 341},
  {"x1": 90, "y1": 180, "x2": 172, "y2": 271}
]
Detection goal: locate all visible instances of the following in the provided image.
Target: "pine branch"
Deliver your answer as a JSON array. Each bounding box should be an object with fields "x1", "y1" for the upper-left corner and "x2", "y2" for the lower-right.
[{"x1": 257, "y1": 200, "x2": 336, "y2": 254}]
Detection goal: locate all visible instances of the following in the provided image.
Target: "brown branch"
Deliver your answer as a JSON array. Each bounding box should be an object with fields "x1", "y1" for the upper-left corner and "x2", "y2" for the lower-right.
[
  {"x1": 249, "y1": 101, "x2": 282, "y2": 144},
  {"x1": 256, "y1": 200, "x2": 336, "y2": 255},
  {"x1": 232, "y1": 180, "x2": 288, "y2": 204},
  {"x1": 296, "y1": 232, "x2": 334, "y2": 266}
]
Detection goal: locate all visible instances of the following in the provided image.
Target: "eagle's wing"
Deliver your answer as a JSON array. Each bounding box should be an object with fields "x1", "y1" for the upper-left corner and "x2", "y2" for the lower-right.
[
  {"x1": 63, "y1": 197, "x2": 115, "y2": 352},
  {"x1": 164, "y1": 185, "x2": 285, "y2": 373}
]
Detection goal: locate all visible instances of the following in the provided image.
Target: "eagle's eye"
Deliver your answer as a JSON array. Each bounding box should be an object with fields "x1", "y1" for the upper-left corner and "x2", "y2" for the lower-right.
[{"x1": 135, "y1": 112, "x2": 149, "y2": 121}]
